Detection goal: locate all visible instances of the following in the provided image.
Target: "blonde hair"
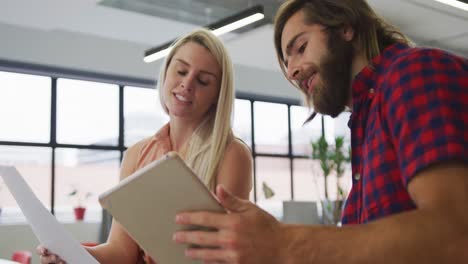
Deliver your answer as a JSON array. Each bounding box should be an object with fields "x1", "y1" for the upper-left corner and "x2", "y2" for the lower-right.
[
  {"x1": 157, "y1": 28, "x2": 235, "y2": 190},
  {"x1": 274, "y1": 0, "x2": 411, "y2": 74}
]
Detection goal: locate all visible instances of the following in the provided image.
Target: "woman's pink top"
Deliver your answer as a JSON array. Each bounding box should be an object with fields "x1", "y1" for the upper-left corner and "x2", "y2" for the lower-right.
[
  {"x1": 135, "y1": 123, "x2": 173, "y2": 171},
  {"x1": 134, "y1": 123, "x2": 173, "y2": 264}
]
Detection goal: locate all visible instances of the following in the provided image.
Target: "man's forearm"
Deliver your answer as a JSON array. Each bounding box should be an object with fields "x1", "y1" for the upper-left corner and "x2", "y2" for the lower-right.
[{"x1": 280, "y1": 209, "x2": 468, "y2": 264}]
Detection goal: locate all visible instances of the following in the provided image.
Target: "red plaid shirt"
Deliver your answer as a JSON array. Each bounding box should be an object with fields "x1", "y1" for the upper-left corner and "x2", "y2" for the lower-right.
[{"x1": 341, "y1": 43, "x2": 468, "y2": 224}]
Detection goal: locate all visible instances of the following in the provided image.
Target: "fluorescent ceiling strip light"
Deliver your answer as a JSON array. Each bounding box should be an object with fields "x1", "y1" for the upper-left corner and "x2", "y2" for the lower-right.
[
  {"x1": 212, "y1": 13, "x2": 264, "y2": 36},
  {"x1": 144, "y1": 5, "x2": 264, "y2": 63},
  {"x1": 143, "y1": 47, "x2": 172, "y2": 63},
  {"x1": 434, "y1": 0, "x2": 468, "y2": 11}
]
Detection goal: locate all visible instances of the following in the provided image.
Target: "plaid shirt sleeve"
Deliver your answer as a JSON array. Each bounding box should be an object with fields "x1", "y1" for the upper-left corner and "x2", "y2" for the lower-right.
[{"x1": 383, "y1": 49, "x2": 468, "y2": 186}]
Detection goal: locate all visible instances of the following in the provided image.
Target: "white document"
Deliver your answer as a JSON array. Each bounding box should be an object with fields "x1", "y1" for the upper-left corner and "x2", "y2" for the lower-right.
[{"x1": 0, "y1": 166, "x2": 99, "y2": 264}]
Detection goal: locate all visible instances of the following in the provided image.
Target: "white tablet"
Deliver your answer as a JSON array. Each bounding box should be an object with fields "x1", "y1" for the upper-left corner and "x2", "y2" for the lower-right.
[{"x1": 99, "y1": 152, "x2": 225, "y2": 264}]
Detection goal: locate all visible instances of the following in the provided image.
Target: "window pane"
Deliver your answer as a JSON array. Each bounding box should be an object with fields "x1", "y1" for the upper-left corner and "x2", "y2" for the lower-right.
[
  {"x1": 319, "y1": 112, "x2": 352, "y2": 201},
  {"x1": 291, "y1": 106, "x2": 323, "y2": 156},
  {"x1": 0, "y1": 146, "x2": 51, "y2": 223},
  {"x1": 253, "y1": 102, "x2": 288, "y2": 154},
  {"x1": 233, "y1": 99, "x2": 252, "y2": 147},
  {"x1": 292, "y1": 158, "x2": 323, "y2": 201},
  {"x1": 293, "y1": 159, "x2": 352, "y2": 202},
  {"x1": 55, "y1": 148, "x2": 120, "y2": 221},
  {"x1": 0, "y1": 71, "x2": 51, "y2": 143},
  {"x1": 124, "y1": 86, "x2": 169, "y2": 147},
  {"x1": 255, "y1": 157, "x2": 291, "y2": 201},
  {"x1": 57, "y1": 79, "x2": 119, "y2": 145},
  {"x1": 332, "y1": 111, "x2": 352, "y2": 146},
  {"x1": 255, "y1": 157, "x2": 291, "y2": 219},
  {"x1": 323, "y1": 115, "x2": 335, "y2": 144}
]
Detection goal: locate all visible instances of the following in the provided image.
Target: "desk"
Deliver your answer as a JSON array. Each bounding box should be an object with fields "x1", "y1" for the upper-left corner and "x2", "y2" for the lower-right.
[{"x1": 0, "y1": 259, "x2": 20, "y2": 264}]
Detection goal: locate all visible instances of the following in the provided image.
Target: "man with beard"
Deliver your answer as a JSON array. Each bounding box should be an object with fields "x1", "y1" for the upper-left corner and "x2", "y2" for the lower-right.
[{"x1": 172, "y1": 0, "x2": 468, "y2": 263}]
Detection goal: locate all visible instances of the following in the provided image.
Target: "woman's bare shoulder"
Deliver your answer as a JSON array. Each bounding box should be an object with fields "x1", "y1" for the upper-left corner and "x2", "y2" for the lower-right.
[
  {"x1": 216, "y1": 137, "x2": 253, "y2": 199},
  {"x1": 220, "y1": 137, "x2": 253, "y2": 172},
  {"x1": 226, "y1": 137, "x2": 252, "y2": 159},
  {"x1": 120, "y1": 137, "x2": 153, "y2": 180}
]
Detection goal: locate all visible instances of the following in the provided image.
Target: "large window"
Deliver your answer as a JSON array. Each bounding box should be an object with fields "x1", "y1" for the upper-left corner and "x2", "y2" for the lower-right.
[
  {"x1": 0, "y1": 145, "x2": 51, "y2": 223},
  {"x1": 54, "y1": 148, "x2": 120, "y2": 221},
  {"x1": 293, "y1": 158, "x2": 323, "y2": 202},
  {"x1": 290, "y1": 105, "x2": 323, "y2": 156},
  {"x1": 253, "y1": 102, "x2": 289, "y2": 154},
  {"x1": 57, "y1": 79, "x2": 119, "y2": 145},
  {"x1": 0, "y1": 69, "x2": 352, "y2": 224},
  {"x1": 0, "y1": 72, "x2": 51, "y2": 143},
  {"x1": 124, "y1": 86, "x2": 169, "y2": 147},
  {"x1": 232, "y1": 99, "x2": 252, "y2": 147}
]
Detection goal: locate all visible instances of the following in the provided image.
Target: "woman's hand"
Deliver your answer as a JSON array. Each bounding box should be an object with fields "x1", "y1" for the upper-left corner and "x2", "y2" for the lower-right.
[
  {"x1": 143, "y1": 250, "x2": 158, "y2": 264},
  {"x1": 36, "y1": 246, "x2": 66, "y2": 264}
]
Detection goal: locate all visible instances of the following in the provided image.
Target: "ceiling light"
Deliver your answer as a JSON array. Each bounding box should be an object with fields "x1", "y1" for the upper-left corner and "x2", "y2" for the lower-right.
[
  {"x1": 211, "y1": 13, "x2": 264, "y2": 36},
  {"x1": 434, "y1": 0, "x2": 468, "y2": 11},
  {"x1": 144, "y1": 5, "x2": 264, "y2": 63}
]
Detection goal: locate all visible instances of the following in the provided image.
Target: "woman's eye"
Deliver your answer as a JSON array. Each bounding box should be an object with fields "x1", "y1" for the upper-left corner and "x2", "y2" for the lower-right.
[
  {"x1": 177, "y1": 71, "x2": 187, "y2": 76},
  {"x1": 298, "y1": 42, "x2": 307, "y2": 54},
  {"x1": 198, "y1": 79, "x2": 208, "y2": 86}
]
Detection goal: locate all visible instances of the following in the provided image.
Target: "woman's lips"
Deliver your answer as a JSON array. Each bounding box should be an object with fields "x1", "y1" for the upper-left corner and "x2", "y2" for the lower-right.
[{"x1": 173, "y1": 93, "x2": 192, "y2": 104}]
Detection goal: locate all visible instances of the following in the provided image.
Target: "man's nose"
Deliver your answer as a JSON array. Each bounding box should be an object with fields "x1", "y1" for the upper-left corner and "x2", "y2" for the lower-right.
[{"x1": 287, "y1": 64, "x2": 301, "y2": 81}]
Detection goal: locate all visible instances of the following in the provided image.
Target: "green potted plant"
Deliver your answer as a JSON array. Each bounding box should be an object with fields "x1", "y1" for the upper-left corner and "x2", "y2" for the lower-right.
[
  {"x1": 68, "y1": 185, "x2": 92, "y2": 221},
  {"x1": 311, "y1": 136, "x2": 351, "y2": 225},
  {"x1": 262, "y1": 181, "x2": 275, "y2": 199}
]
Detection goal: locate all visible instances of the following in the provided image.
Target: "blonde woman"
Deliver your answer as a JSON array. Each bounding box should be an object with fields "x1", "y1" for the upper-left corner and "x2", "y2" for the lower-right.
[{"x1": 38, "y1": 28, "x2": 253, "y2": 264}]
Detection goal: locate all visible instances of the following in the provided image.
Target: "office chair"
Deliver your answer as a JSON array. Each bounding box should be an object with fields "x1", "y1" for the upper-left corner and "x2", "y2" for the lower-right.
[{"x1": 11, "y1": 250, "x2": 32, "y2": 264}]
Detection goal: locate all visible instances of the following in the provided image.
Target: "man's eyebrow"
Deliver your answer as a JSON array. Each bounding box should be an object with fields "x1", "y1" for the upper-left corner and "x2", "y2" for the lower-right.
[{"x1": 285, "y1": 32, "x2": 306, "y2": 57}]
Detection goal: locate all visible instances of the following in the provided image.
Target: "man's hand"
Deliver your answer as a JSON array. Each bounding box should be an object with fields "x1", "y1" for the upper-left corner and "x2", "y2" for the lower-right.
[{"x1": 173, "y1": 185, "x2": 284, "y2": 264}]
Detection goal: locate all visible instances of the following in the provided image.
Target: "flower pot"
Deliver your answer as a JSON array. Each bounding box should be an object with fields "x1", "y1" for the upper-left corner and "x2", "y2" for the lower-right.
[{"x1": 74, "y1": 206, "x2": 86, "y2": 221}]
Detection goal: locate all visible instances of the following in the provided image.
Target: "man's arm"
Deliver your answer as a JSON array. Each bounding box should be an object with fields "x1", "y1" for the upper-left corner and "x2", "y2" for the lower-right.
[
  {"x1": 174, "y1": 161, "x2": 468, "y2": 264},
  {"x1": 282, "y1": 161, "x2": 468, "y2": 264}
]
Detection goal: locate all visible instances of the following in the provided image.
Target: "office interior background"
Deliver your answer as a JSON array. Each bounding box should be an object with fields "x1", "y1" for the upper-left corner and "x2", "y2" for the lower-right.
[{"x1": 0, "y1": 0, "x2": 467, "y2": 262}]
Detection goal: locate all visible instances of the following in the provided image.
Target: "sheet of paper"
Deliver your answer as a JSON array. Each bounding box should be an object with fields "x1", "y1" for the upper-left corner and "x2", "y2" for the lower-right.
[{"x1": 0, "y1": 166, "x2": 99, "y2": 264}]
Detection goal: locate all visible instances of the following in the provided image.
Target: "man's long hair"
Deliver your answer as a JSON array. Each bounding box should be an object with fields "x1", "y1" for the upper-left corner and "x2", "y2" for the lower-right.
[{"x1": 274, "y1": 0, "x2": 411, "y2": 68}]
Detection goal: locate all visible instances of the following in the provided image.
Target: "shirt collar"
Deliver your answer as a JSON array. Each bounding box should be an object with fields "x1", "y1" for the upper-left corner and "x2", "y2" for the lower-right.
[
  {"x1": 351, "y1": 43, "x2": 410, "y2": 101},
  {"x1": 152, "y1": 123, "x2": 172, "y2": 150},
  {"x1": 348, "y1": 43, "x2": 410, "y2": 129}
]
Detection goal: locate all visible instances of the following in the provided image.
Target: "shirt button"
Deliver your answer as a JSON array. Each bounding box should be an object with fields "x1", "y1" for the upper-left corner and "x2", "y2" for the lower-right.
[
  {"x1": 354, "y1": 173, "x2": 361, "y2": 181},
  {"x1": 369, "y1": 88, "x2": 375, "y2": 94}
]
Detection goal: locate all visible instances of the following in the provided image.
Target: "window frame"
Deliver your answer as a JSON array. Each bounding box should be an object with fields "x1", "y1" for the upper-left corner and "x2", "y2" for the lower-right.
[{"x1": 0, "y1": 61, "x2": 332, "y2": 219}]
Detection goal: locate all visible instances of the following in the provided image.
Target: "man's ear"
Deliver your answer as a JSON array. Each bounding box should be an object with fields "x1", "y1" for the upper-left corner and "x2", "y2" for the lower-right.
[{"x1": 342, "y1": 25, "x2": 354, "y2": 42}]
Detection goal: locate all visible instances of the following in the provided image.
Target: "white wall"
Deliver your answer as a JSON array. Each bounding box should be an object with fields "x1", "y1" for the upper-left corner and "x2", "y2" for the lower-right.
[{"x1": 0, "y1": 22, "x2": 301, "y2": 102}]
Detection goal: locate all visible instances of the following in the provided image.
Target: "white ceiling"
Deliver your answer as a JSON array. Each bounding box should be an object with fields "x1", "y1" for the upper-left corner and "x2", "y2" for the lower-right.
[
  {"x1": 368, "y1": 0, "x2": 468, "y2": 55},
  {"x1": 0, "y1": 0, "x2": 467, "y2": 74},
  {"x1": 0, "y1": 0, "x2": 196, "y2": 47}
]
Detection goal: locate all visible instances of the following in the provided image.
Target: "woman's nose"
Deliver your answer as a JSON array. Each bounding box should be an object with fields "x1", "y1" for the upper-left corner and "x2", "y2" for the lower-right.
[{"x1": 180, "y1": 76, "x2": 195, "y2": 91}]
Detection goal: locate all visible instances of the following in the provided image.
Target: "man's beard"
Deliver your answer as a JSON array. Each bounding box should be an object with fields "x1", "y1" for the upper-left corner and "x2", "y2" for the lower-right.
[{"x1": 309, "y1": 30, "x2": 354, "y2": 118}]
